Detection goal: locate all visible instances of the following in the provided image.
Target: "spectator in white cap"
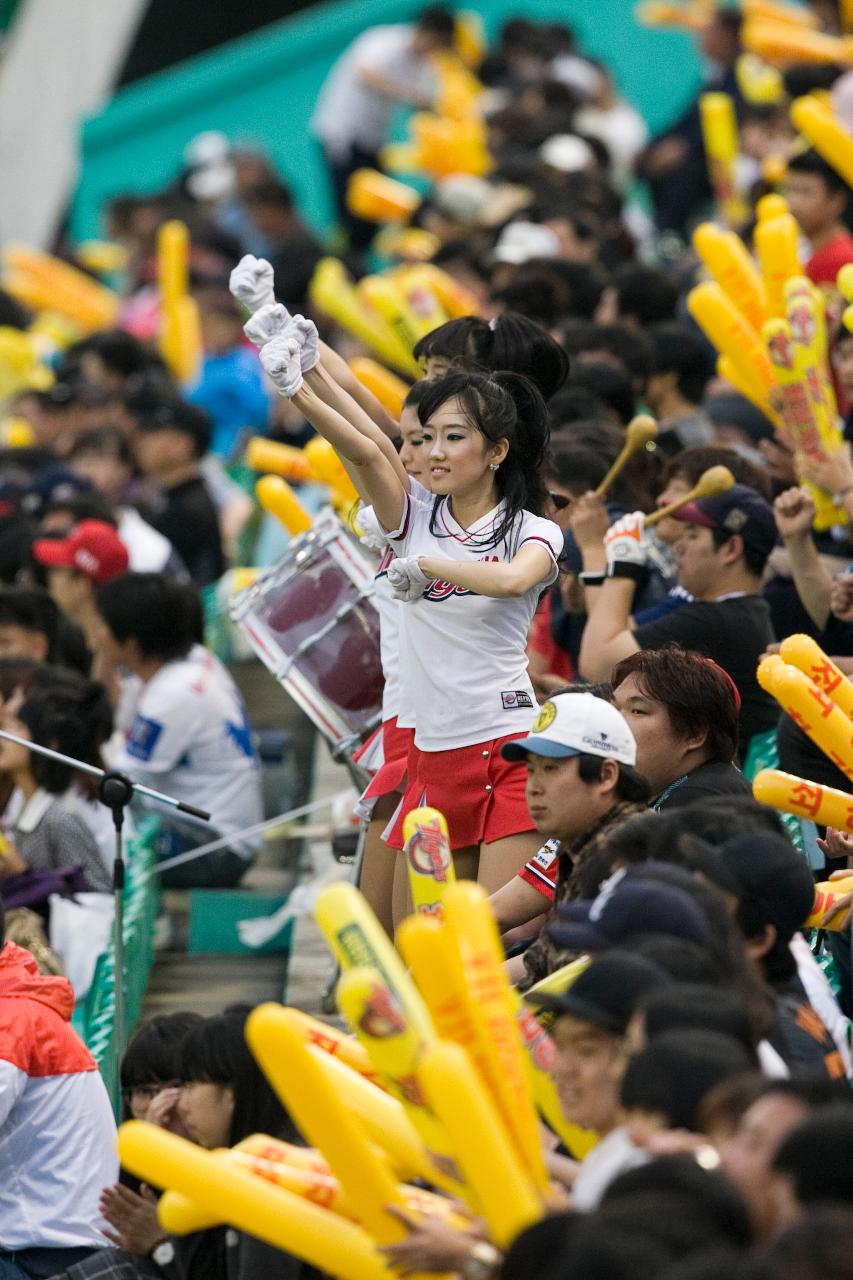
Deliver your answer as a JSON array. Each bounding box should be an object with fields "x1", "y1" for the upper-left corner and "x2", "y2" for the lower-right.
[{"x1": 492, "y1": 691, "x2": 649, "y2": 986}]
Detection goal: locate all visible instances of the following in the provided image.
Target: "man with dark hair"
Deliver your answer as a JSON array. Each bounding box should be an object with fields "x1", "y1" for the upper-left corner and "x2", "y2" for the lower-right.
[
  {"x1": 611, "y1": 645, "x2": 751, "y2": 809},
  {"x1": 643, "y1": 323, "x2": 715, "y2": 455},
  {"x1": 96, "y1": 573, "x2": 263, "y2": 887},
  {"x1": 311, "y1": 7, "x2": 456, "y2": 250},
  {"x1": 579, "y1": 484, "x2": 778, "y2": 753},
  {"x1": 786, "y1": 148, "x2": 853, "y2": 287},
  {"x1": 0, "y1": 894, "x2": 118, "y2": 1277},
  {"x1": 688, "y1": 832, "x2": 845, "y2": 1078},
  {"x1": 489, "y1": 691, "x2": 649, "y2": 984},
  {"x1": 130, "y1": 399, "x2": 225, "y2": 587}
]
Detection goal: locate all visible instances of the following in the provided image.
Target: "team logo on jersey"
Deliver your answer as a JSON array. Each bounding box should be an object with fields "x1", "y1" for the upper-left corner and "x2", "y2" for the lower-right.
[
  {"x1": 533, "y1": 701, "x2": 557, "y2": 731},
  {"x1": 502, "y1": 690, "x2": 534, "y2": 710},
  {"x1": 125, "y1": 715, "x2": 163, "y2": 761},
  {"x1": 422, "y1": 555, "x2": 500, "y2": 601},
  {"x1": 531, "y1": 838, "x2": 559, "y2": 870}
]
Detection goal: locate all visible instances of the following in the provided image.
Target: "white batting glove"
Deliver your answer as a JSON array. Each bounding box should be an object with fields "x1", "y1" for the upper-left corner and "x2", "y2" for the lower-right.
[
  {"x1": 289, "y1": 314, "x2": 320, "y2": 373},
  {"x1": 354, "y1": 505, "x2": 388, "y2": 553},
  {"x1": 243, "y1": 302, "x2": 291, "y2": 348},
  {"x1": 259, "y1": 334, "x2": 304, "y2": 398},
  {"x1": 229, "y1": 254, "x2": 276, "y2": 313},
  {"x1": 387, "y1": 555, "x2": 430, "y2": 603},
  {"x1": 604, "y1": 511, "x2": 648, "y2": 578}
]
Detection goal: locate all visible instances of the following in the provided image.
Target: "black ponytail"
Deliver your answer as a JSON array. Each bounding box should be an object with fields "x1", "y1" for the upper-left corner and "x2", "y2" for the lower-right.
[
  {"x1": 412, "y1": 313, "x2": 571, "y2": 402},
  {"x1": 416, "y1": 371, "x2": 550, "y2": 551}
]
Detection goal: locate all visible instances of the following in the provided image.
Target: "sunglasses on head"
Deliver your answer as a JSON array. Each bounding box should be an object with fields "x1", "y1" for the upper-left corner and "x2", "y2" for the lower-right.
[{"x1": 548, "y1": 491, "x2": 571, "y2": 511}]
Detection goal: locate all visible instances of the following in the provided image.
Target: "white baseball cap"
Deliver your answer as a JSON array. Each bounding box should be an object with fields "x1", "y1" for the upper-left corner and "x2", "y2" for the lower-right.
[{"x1": 501, "y1": 692, "x2": 637, "y2": 766}]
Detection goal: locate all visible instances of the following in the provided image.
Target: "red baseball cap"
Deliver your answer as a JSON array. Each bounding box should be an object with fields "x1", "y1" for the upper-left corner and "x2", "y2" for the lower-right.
[{"x1": 33, "y1": 519, "x2": 129, "y2": 584}]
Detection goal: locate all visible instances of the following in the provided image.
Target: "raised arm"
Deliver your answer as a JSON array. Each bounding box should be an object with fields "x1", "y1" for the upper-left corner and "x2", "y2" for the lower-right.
[{"x1": 774, "y1": 487, "x2": 833, "y2": 629}]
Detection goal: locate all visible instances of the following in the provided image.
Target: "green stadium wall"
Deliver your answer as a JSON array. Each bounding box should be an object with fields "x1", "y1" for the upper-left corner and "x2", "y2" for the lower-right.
[{"x1": 72, "y1": 0, "x2": 702, "y2": 242}]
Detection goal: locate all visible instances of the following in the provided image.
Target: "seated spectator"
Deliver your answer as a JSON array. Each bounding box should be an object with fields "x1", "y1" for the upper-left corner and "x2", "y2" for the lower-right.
[
  {"x1": 33, "y1": 519, "x2": 130, "y2": 659},
  {"x1": 643, "y1": 323, "x2": 715, "y2": 456},
  {"x1": 0, "y1": 682, "x2": 113, "y2": 894},
  {"x1": 130, "y1": 399, "x2": 226, "y2": 587},
  {"x1": 95, "y1": 573, "x2": 263, "y2": 887},
  {"x1": 67, "y1": 429, "x2": 186, "y2": 575},
  {"x1": 187, "y1": 291, "x2": 271, "y2": 461},
  {"x1": 610, "y1": 645, "x2": 751, "y2": 810},
  {"x1": 579, "y1": 484, "x2": 778, "y2": 754},
  {"x1": 0, "y1": 588, "x2": 90, "y2": 678},
  {"x1": 242, "y1": 181, "x2": 324, "y2": 312},
  {"x1": 786, "y1": 148, "x2": 853, "y2": 289},
  {"x1": 0, "y1": 895, "x2": 117, "y2": 1278}
]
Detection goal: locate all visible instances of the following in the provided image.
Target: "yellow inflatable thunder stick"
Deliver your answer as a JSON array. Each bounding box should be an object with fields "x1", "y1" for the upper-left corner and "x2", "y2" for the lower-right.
[
  {"x1": 336, "y1": 967, "x2": 469, "y2": 1200},
  {"x1": 699, "y1": 94, "x2": 750, "y2": 229},
  {"x1": 404, "y1": 264, "x2": 479, "y2": 319},
  {"x1": 303, "y1": 436, "x2": 360, "y2": 510},
  {"x1": 693, "y1": 224, "x2": 768, "y2": 336},
  {"x1": 245, "y1": 437, "x2": 315, "y2": 483},
  {"x1": 119, "y1": 1121, "x2": 396, "y2": 1280},
  {"x1": 687, "y1": 282, "x2": 776, "y2": 410},
  {"x1": 743, "y1": 0, "x2": 819, "y2": 27},
  {"x1": 245, "y1": 1004, "x2": 439, "y2": 1250},
  {"x1": 256, "y1": 476, "x2": 313, "y2": 536},
  {"x1": 780, "y1": 635, "x2": 853, "y2": 722},
  {"x1": 755, "y1": 212, "x2": 803, "y2": 319},
  {"x1": 347, "y1": 170, "x2": 422, "y2": 223},
  {"x1": 309, "y1": 259, "x2": 420, "y2": 378},
  {"x1": 754, "y1": 767, "x2": 853, "y2": 833},
  {"x1": 717, "y1": 355, "x2": 784, "y2": 429},
  {"x1": 440, "y1": 882, "x2": 550, "y2": 1192},
  {"x1": 402, "y1": 807, "x2": 456, "y2": 917},
  {"x1": 757, "y1": 657, "x2": 853, "y2": 784},
  {"x1": 283, "y1": 1007, "x2": 384, "y2": 1087},
  {"x1": 314, "y1": 882, "x2": 435, "y2": 1042},
  {"x1": 634, "y1": 3, "x2": 710, "y2": 32},
  {"x1": 1, "y1": 244, "x2": 120, "y2": 331},
  {"x1": 791, "y1": 95, "x2": 853, "y2": 189},
  {"x1": 348, "y1": 359, "x2": 409, "y2": 420},
  {"x1": 156, "y1": 221, "x2": 202, "y2": 381},
  {"x1": 418, "y1": 1041, "x2": 544, "y2": 1248},
  {"x1": 743, "y1": 19, "x2": 853, "y2": 65},
  {"x1": 397, "y1": 913, "x2": 591, "y2": 1158},
  {"x1": 357, "y1": 275, "x2": 438, "y2": 353}
]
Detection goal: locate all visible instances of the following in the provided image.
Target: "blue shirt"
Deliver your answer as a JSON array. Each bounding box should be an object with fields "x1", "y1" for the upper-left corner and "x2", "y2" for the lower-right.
[{"x1": 187, "y1": 345, "x2": 271, "y2": 458}]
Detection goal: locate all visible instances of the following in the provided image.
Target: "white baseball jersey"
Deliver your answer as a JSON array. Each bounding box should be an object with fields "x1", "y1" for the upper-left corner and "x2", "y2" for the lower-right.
[
  {"x1": 115, "y1": 646, "x2": 263, "y2": 857},
  {"x1": 387, "y1": 495, "x2": 562, "y2": 750}
]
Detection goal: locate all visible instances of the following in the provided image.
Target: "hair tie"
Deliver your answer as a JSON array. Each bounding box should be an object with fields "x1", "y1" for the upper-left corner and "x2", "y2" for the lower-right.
[{"x1": 488, "y1": 317, "x2": 498, "y2": 331}]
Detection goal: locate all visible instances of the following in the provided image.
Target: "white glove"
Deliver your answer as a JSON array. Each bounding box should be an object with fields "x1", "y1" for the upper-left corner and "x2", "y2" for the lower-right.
[
  {"x1": 244, "y1": 302, "x2": 291, "y2": 348},
  {"x1": 259, "y1": 334, "x2": 304, "y2": 399},
  {"x1": 387, "y1": 555, "x2": 430, "y2": 603},
  {"x1": 229, "y1": 254, "x2": 276, "y2": 313},
  {"x1": 354, "y1": 505, "x2": 388, "y2": 553},
  {"x1": 290, "y1": 314, "x2": 320, "y2": 373},
  {"x1": 604, "y1": 512, "x2": 648, "y2": 575}
]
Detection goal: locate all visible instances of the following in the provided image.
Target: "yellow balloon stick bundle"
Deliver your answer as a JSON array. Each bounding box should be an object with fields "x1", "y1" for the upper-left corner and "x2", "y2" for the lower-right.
[
  {"x1": 245, "y1": 1004, "x2": 439, "y2": 1250},
  {"x1": 256, "y1": 475, "x2": 313, "y2": 536},
  {"x1": 404, "y1": 264, "x2": 479, "y2": 319},
  {"x1": 2, "y1": 244, "x2": 120, "y2": 332},
  {"x1": 314, "y1": 882, "x2": 436, "y2": 1043},
  {"x1": 441, "y1": 882, "x2": 550, "y2": 1193},
  {"x1": 699, "y1": 93, "x2": 750, "y2": 229},
  {"x1": 119, "y1": 1121, "x2": 397, "y2": 1280},
  {"x1": 754, "y1": 211, "x2": 803, "y2": 319},
  {"x1": 309, "y1": 259, "x2": 421, "y2": 378},
  {"x1": 348, "y1": 358, "x2": 409, "y2": 419},
  {"x1": 757, "y1": 657, "x2": 853, "y2": 783},
  {"x1": 336, "y1": 966, "x2": 469, "y2": 1199},
  {"x1": 744, "y1": 18, "x2": 853, "y2": 65},
  {"x1": 282, "y1": 1007, "x2": 385, "y2": 1088},
  {"x1": 417, "y1": 1041, "x2": 544, "y2": 1249},
  {"x1": 687, "y1": 281, "x2": 776, "y2": 409},
  {"x1": 402, "y1": 806, "x2": 456, "y2": 916},
  {"x1": 791, "y1": 94, "x2": 853, "y2": 189},
  {"x1": 693, "y1": 223, "x2": 768, "y2": 335},
  {"x1": 357, "y1": 275, "x2": 438, "y2": 353}
]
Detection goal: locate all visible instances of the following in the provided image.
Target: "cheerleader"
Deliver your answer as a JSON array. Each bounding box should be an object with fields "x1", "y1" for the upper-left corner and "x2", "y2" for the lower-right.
[{"x1": 259, "y1": 329, "x2": 563, "y2": 892}]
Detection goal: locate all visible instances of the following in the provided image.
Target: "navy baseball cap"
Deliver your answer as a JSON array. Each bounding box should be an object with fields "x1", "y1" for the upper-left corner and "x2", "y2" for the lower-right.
[
  {"x1": 546, "y1": 868, "x2": 713, "y2": 954},
  {"x1": 688, "y1": 833, "x2": 815, "y2": 942},
  {"x1": 674, "y1": 483, "x2": 777, "y2": 557},
  {"x1": 524, "y1": 951, "x2": 671, "y2": 1032}
]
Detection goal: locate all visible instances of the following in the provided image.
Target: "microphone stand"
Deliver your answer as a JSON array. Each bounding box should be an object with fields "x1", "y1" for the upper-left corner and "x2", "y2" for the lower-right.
[{"x1": 0, "y1": 727, "x2": 210, "y2": 1079}]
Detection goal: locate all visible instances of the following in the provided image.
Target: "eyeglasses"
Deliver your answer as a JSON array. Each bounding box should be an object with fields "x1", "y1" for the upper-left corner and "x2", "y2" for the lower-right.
[{"x1": 548, "y1": 491, "x2": 571, "y2": 511}]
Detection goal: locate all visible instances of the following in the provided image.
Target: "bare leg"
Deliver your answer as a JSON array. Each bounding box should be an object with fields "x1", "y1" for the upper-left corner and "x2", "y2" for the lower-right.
[
  {"x1": 477, "y1": 831, "x2": 541, "y2": 895},
  {"x1": 357, "y1": 793, "x2": 400, "y2": 937}
]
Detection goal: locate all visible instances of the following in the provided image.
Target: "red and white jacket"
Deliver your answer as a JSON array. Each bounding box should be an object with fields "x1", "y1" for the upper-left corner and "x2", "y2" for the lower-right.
[{"x1": 0, "y1": 942, "x2": 117, "y2": 1250}]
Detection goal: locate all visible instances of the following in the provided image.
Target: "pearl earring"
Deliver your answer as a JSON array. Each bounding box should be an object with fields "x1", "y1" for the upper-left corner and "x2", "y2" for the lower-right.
[{"x1": 489, "y1": 463, "x2": 499, "y2": 471}]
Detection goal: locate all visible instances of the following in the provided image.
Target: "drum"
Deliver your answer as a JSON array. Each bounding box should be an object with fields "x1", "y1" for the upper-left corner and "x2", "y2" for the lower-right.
[{"x1": 230, "y1": 509, "x2": 384, "y2": 755}]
